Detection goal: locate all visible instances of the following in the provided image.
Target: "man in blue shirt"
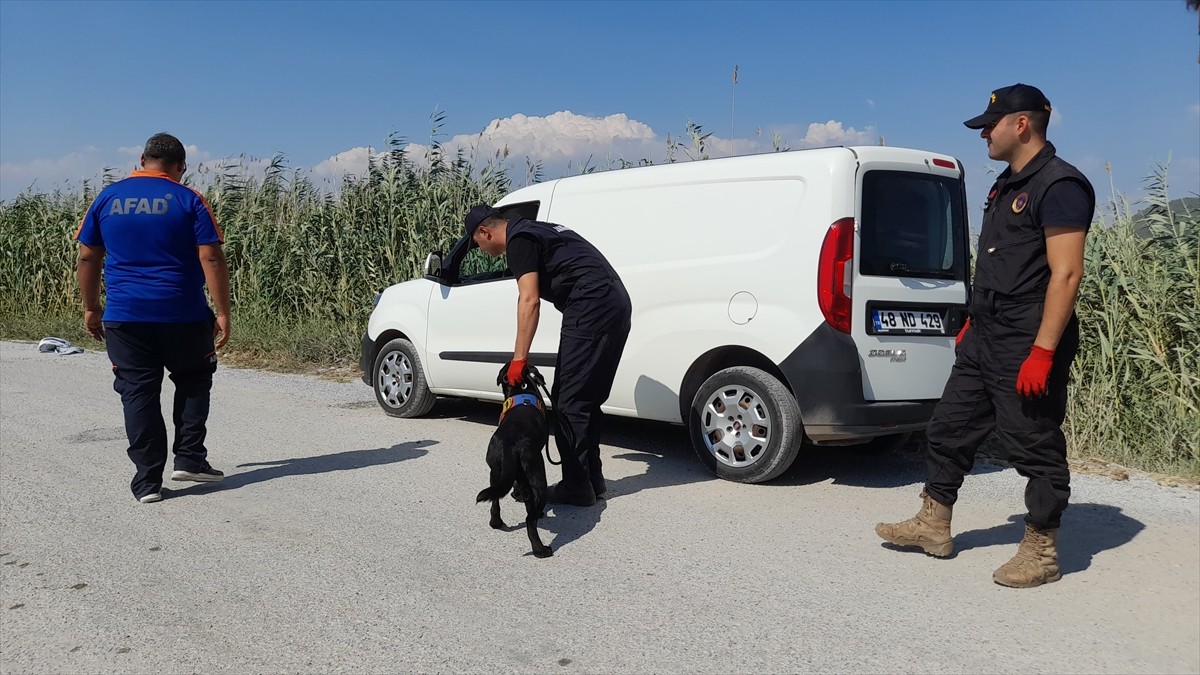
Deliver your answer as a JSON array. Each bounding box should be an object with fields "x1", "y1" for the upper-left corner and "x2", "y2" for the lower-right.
[{"x1": 76, "y1": 133, "x2": 232, "y2": 504}]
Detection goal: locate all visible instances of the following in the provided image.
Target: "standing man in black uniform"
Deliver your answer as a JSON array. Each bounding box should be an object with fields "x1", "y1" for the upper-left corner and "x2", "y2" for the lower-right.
[
  {"x1": 876, "y1": 84, "x2": 1095, "y2": 588},
  {"x1": 465, "y1": 205, "x2": 632, "y2": 507}
]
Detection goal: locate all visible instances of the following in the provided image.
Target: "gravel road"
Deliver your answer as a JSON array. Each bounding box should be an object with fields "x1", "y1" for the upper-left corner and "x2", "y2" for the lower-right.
[{"x1": 2, "y1": 340, "x2": 1197, "y2": 674}]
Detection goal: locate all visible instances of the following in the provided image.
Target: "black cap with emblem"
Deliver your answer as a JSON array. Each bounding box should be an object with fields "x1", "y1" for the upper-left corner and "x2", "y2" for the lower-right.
[
  {"x1": 463, "y1": 204, "x2": 500, "y2": 239},
  {"x1": 964, "y1": 84, "x2": 1052, "y2": 129}
]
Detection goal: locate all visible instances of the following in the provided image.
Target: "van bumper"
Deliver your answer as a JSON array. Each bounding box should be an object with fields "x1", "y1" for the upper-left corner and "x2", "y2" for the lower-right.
[
  {"x1": 359, "y1": 332, "x2": 374, "y2": 386},
  {"x1": 778, "y1": 323, "x2": 937, "y2": 443}
]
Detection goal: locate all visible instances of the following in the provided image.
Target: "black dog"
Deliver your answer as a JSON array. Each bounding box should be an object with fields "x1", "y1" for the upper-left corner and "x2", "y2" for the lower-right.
[{"x1": 475, "y1": 364, "x2": 553, "y2": 558}]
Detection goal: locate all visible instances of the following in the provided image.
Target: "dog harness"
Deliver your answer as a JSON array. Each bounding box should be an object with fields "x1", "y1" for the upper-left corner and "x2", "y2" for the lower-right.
[{"x1": 500, "y1": 393, "x2": 543, "y2": 422}]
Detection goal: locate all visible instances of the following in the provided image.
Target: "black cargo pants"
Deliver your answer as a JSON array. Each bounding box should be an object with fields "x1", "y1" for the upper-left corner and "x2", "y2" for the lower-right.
[
  {"x1": 924, "y1": 290, "x2": 1079, "y2": 529},
  {"x1": 551, "y1": 279, "x2": 632, "y2": 493},
  {"x1": 104, "y1": 318, "x2": 218, "y2": 498}
]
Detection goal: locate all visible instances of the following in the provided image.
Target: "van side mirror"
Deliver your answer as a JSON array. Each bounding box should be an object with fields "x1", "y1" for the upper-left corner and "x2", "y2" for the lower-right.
[{"x1": 423, "y1": 251, "x2": 443, "y2": 277}]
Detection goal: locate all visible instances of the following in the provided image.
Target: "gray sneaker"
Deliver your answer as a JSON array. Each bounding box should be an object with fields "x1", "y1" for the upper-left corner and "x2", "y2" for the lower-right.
[
  {"x1": 138, "y1": 492, "x2": 163, "y2": 504},
  {"x1": 171, "y1": 465, "x2": 225, "y2": 483}
]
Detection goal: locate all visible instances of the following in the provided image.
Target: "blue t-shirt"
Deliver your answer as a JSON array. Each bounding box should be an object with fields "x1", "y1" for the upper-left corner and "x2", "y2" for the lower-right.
[{"x1": 75, "y1": 170, "x2": 224, "y2": 322}]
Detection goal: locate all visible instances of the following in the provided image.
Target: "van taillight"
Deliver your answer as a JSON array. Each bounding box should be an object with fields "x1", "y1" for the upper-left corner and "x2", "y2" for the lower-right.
[{"x1": 817, "y1": 217, "x2": 854, "y2": 334}]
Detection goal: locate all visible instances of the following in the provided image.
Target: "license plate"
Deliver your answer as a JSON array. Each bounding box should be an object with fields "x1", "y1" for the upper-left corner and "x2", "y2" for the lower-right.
[{"x1": 871, "y1": 309, "x2": 945, "y2": 335}]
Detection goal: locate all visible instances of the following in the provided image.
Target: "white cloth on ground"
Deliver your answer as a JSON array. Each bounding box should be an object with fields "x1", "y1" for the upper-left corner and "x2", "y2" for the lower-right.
[{"x1": 37, "y1": 337, "x2": 84, "y2": 355}]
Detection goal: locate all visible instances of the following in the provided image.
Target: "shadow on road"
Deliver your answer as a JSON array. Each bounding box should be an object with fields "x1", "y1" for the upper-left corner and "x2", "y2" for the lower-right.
[
  {"x1": 459, "y1": 407, "x2": 712, "y2": 553},
  {"x1": 425, "y1": 398, "x2": 508, "y2": 426},
  {"x1": 431, "y1": 400, "x2": 1009, "y2": 497},
  {"x1": 167, "y1": 440, "x2": 436, "y2": 497},
  {"x1": 952, "y1": 504, "x2": 1145, "y2": 574},
  {"x1": 766, "y1": 436, "x2": 1006, "y2": 490},
  {"x1": 538, "y1": 443, "x2": 718, "y2": 553},
  {"x1": 540, "y1": 500, "x2": 608, "y2": 554},
  {"x1": 417, "y1": 401, "x2": 1150, "y2": 569},
  {"x1": 434, "y1": 397, "x2": 713, "y2": 497}
]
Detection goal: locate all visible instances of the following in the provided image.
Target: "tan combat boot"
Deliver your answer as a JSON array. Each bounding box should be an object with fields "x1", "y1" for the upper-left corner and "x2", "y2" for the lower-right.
[
  {"x1": 875, "y1": 491, "x2": 954, "y2": 557},
  {"x1": 992, "y1": 524, "x2": 1061, "y2": 588}
]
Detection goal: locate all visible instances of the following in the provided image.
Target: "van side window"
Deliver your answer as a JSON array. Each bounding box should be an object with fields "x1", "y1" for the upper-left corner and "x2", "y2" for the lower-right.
[
  {"x1": 440, "y1": 200, "x2": 541, "y2": 286},
  {"x1": 860, "y1": 172, "x2": 966, "y2": 280},
  {"x1": 459, "y1": 247, "x2": 511, "y2": 283}
]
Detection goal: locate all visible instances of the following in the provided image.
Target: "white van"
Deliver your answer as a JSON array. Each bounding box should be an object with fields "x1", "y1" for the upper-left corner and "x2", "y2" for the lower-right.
[{"x1": 360, "y1": 146, "x2": 969, "y2": 483}]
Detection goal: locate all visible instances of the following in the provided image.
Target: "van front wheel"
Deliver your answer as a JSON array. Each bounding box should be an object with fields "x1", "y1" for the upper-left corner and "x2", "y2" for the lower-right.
[
  {"x1": 688, "y1": 366, "x2": 803, "y2": 483},
  {"x1": 373, "y1": 337, "x2": 436, "y2": 418}
]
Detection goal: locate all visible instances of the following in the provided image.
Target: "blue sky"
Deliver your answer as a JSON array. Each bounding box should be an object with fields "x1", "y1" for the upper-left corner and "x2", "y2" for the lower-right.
[{"x1": 2, "y1": 0, "x2": 1198, "y2": 226}]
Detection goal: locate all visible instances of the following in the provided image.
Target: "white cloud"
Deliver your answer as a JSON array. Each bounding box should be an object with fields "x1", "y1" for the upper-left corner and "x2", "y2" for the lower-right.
[
  {"x1": 1050, "y1": 107, "x2": 1064, "y2": 127},
  {"x1": 0, "y1": 147, "x2": 115, "y2": 196},
  {"x1": 403, "y1": 111, "x2": 662, "y2": 170},
  {"x1": 1, "y1": 112, "x2": 881, "y2": 199},
  {"x1": 117, "y1": 143, "x2": 215, "y2": 164},
  {"x1": 397, "y1": 111, "x2": 876, "y2": 176},
  {"x1": 797, "y1": 120, "x2": 875, "y2": 146},
  {"x1": 1189, "y1": 102, "x2": 1200, "y2": 119},
  {"x1": 1, "y1": 143, "x2": 233, "y2": 200},
  {"x1": 311, "y1": 146, "x2": 383, "y2": 181},
  {"x1": 866, "y1": 99, "x2": 876, "y2": 108}
]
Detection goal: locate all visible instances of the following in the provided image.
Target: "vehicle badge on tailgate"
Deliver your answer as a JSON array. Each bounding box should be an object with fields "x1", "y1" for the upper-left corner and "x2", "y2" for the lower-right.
[{"x1": 868, "y1": 349, "x2": 907, "y2": 363}]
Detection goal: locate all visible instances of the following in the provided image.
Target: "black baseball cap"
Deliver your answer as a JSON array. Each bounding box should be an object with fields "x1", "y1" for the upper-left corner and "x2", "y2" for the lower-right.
[
  {"x1": 963, "y1": 83, "x2": 1052, "y2": 129},
  {"x1": 463, "y1": 204, "x2": 500, "y2": 238}
]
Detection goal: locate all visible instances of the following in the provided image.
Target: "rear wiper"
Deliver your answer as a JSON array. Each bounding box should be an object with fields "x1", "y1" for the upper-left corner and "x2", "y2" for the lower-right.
[{"x1": 889, "y1": 263, "x2": 957, "y2": 279}]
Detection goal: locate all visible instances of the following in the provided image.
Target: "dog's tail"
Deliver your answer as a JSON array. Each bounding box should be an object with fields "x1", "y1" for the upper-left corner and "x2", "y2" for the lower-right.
[{"x1": 476, "y1": 486, "x2": 505, "y2": 503}]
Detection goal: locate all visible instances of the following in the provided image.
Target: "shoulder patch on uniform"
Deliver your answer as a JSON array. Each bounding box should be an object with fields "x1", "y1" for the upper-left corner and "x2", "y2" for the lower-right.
[{"x1": 1011, "y1": 192, "x2": 1029, "y2": 214}]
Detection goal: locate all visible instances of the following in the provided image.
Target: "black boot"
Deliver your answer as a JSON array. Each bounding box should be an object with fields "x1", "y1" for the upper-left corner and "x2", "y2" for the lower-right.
[
  {"x1": 588, "y1": 446, "x2": 606, "y2": 498},
  {"x1": 548, "y1": 479, "x2": 597, "y2": 507},
  {"x1": 590, "y1": 475, "x2": 607, "y2": 499},
  {"x1": 549, "y1": 437, "x2": 598, "y2": 506}
]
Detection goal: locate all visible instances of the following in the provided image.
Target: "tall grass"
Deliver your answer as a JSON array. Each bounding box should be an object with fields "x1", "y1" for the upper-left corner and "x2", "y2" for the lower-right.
[
  {"x1": 0, "y1": 140, "x2": 1196, "y2": 475},
  {"x1": 1, "y1": 134, "x2": 510, "y2": 365},
  {"x1": 1066, "y1": 167, "x2": 1199, "y2": 474}
]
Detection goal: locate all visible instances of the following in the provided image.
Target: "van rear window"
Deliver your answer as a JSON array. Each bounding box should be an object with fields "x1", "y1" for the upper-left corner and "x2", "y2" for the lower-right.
[{"x1": 859, "y1": 171, "x2": 966, "y2": 281}]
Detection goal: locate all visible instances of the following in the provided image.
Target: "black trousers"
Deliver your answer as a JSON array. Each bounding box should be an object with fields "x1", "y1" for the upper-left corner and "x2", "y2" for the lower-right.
[
  {"x1": 551, "y1": 285, "x2": 632, "y2": 489},
  {"x1": 104, "y1": 319, "x2": 218, "y2": 498},
  {"x1": 924, "y1": 293, "x2": 1079, "y2": 529}
]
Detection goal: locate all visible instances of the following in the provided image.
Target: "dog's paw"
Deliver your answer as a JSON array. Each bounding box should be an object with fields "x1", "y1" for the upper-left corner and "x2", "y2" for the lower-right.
[
  {"x1": 533, "y1": 546, "x2": 554, "y2": 558},
  {"x1": 490, "y1": 518, "x2": 506, "y2": 530}
]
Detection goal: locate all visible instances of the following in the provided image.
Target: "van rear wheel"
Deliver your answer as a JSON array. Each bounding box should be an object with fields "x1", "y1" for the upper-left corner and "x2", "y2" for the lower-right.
[{"x1": 688, "y1": 366, "x2": 803, "y2": 483}]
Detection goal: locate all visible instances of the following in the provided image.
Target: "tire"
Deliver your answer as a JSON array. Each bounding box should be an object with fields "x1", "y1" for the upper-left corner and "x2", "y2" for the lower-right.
[
  {"x1": 688, "y1": 366, "x2": 804, "y2": 483},
  {"x1": 372, "y1": 337, "x2": 436, "y2": 418}
]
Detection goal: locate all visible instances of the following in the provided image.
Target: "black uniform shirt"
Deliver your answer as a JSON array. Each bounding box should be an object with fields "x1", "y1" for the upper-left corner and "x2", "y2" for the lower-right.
[
  {"x1": 506, "y1": 235, "x2": 541, "y2": 284},
  {"x1": 975, "y1": 142, "x2": 1095, "y2": 298},
  {"x1": 1038, "y1": 179, "x2": 1092, "y2": 230},
  {"x1": 504, "y1": 218, "x2": 626, "y2": 313}
]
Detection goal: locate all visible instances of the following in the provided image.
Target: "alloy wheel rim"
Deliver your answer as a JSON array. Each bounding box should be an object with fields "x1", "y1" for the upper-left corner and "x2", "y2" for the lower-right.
[
  {"x1": 698, "y1": 384, "x2": 772, "y2": 468},
  {"x1": 378, "y1": 351, "x2": 414, "y2": 408}
]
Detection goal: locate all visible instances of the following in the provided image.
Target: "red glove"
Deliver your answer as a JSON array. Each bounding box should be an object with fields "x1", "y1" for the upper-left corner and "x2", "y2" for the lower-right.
[
  {"x1": 506, "y1": 358, "x2": 527, "y2": 386},
  {"x1": 1016, "y1": 346, "x2": 1055, "y2": 397},
  {"x1": 956, "y1": 318, "x2": 971, "y2": 346}
]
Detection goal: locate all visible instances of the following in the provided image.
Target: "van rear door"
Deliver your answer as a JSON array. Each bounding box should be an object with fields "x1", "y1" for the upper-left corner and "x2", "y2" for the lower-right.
[{"x1": 850, "y1": 155, "x2": 969, "y2": 401}]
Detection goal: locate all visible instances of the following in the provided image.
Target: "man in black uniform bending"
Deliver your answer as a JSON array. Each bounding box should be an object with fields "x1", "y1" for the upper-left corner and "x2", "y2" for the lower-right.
[
  {"x1": 875, "y1": 84, "x2": 1095, "y2": 588},
  {"x1": 465, "y1": 205, "x2": 632, "y2": 507}
]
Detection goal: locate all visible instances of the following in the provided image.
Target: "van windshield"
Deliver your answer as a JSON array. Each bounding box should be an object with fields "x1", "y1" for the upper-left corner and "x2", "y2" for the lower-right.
[{"x1": 859, "y1": 171, "x2": 966, "y2": 281}]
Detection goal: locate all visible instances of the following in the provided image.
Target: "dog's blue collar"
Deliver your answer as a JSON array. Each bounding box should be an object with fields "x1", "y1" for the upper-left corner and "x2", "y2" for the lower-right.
[
  {"x1": 509, "y1": 393, "x2": 540, "y2": 408},
  {"x1": 500, "y1": 392, "x2": 543, "y2": 421}
]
